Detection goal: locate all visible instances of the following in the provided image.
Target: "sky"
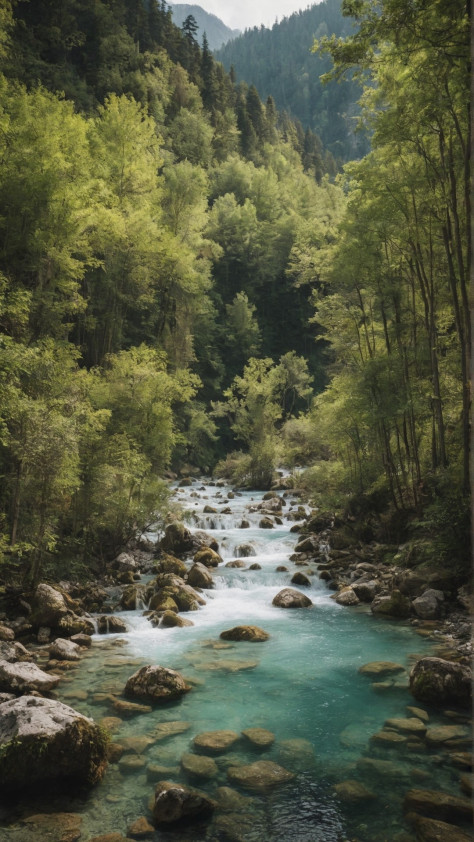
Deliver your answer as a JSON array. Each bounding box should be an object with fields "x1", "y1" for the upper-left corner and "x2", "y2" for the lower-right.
[{"x1": 197, "y1": 1, "x2": 315, "y2": 31}]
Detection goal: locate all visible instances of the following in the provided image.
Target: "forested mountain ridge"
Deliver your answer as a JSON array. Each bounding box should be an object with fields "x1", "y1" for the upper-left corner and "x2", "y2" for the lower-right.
[
  {"x1": 0, "y1": 0, "x2": 470, "y2": 590},
  {"x1": 169, "y1": 4, "x2": 240, "y2": 50},
  {"x1": 215, "y1": 0, "x2": 369, "y2": 160}
]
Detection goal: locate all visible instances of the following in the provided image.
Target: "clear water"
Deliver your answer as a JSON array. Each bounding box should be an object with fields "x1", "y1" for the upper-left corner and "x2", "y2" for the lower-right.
[{"x1": 4, "y1": 481, "x2": 471, "y2": 841}]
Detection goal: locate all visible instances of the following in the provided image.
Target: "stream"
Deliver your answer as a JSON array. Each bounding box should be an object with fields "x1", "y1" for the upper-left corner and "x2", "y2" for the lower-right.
[{"x1": 6, "y1": 478, "x2": 471, "y2": 841}]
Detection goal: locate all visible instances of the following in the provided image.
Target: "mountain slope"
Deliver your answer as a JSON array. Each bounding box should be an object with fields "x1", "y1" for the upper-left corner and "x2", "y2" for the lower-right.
[
  {"x1": 215, "y1": 0, "x2": 369, "y2": 160},
  {"x1": 169, "y1": 3, "x2": 240, "y2": 50}
]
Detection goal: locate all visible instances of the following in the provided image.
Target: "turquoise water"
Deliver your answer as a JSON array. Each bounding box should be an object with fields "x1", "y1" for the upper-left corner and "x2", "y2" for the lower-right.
[{"x1": 4, "y1": 481, "x2": 471, "y2": 841}]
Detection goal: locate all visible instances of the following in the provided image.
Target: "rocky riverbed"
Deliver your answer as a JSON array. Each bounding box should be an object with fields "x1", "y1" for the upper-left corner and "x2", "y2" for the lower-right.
[{"x1": 0, "y1": 477, "x2": 471, "y2": 842}]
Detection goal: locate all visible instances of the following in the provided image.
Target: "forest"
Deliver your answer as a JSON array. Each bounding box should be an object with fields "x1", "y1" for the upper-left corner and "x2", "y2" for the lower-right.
[{"x1": 0, "y1": 0, "x2": 470, "y2": 591}]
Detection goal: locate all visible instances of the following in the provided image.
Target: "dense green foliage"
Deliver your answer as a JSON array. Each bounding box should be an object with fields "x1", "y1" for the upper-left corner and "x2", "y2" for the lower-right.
[
  {"x1": 0, "y1": 0, "x2": 342, "y2": 582},
  {"x1": 215, "y1": 0, "x2": 370, "y2": 161},
  {"x1": 301, "y1": 0, "x2": 471, "y2": 566},
  {"x1": 0, "y1": 0, "x2": 469, "y2": 583}
]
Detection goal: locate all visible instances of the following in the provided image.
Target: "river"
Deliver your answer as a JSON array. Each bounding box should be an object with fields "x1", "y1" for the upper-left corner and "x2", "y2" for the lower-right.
[{"x1": 7, "y1": 477, "x2": 471, "y2": 841}]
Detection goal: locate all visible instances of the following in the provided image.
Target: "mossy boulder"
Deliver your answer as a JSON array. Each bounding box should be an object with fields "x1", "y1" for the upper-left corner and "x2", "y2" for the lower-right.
[
  {"x1": 0, "y1": 695, "x2": 108, "y2": 790},
  {"x1": 124, "y1": 665, "x2": 191, "y2": 703},
  {"x1": 371, "y1": 589, "x2": 411, "y2": 619},
  {"x1": 409, "y1": 658, "x2": 471, "y2": 709},
  {"x1": 219, "y1": 626, "x2": 270, "y2": 642},
  {"x1": 153, "y1": 780, "x2": 216, "y2": 825}
]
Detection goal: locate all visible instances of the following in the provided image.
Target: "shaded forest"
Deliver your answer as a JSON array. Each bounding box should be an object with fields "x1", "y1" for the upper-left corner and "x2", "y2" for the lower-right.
[{"x1": 0, "y1": 0, "x2": 470, "y2": 589}]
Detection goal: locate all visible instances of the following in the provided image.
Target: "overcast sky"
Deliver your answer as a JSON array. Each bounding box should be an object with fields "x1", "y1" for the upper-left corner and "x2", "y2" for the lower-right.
[{"x1": 199, "y1": 1, "x2": 316, "y2": 31}]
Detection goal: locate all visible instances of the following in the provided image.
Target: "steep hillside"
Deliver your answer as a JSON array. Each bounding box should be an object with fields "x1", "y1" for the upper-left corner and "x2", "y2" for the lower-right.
[
  {"x1": 169, "y1": 3, "x2": 240, "y2": 49},
  {"x1": 215, "y1": 0, "x2": 369, "y2": 160}
]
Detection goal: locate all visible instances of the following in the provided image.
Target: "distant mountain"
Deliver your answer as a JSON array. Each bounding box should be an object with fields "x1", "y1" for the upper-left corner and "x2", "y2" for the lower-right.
[
  {"x1": 215, "y1": 0, "x2": 369, "y2": 161},
  {"x1": 169, "y1": 4, "x2": 240, "y2": 50}
]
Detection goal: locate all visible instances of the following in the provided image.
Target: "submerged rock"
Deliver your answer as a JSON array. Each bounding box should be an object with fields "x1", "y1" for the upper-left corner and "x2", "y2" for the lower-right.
[
  {"x1": 272, "y1": 588, "x2": 312, "y2": 608},
  {"x1": 409, "y1": 657, "x2": 471, "y2": 709},
  {"x1": 124, "y1": 665, "x2": 191, "y2": 703},
  {"x1": 403, "y1": 788, "x2": 473, "y2": 824},
  {"x1": 359, "y1": 661, "x2": 406, "y2": 678},
  {"x1": 181, "y1": 752, "x2": 218, "y2": 780},
  {"x1": 227, "y1": 760, "x2": 294, "y2": 791},
  {"x1": 0, "y1": 695, "x2": 108, "y2": 790},
  {"x1": 407, "y1": 814, "x2": 473, "y2": 842},
  {"x1": 333, "y1": 779, "x2": 376, "y2": 803},
  {"x1": 219, "y1": 626, "x2": 270, "y2": 642},
  {"x1": 241, "y1": 728, "x2": 275, "y2": 749},
  {"x1": 153, "y1": 780, "x2": 216, "y2": 825},
  {"x1": 194, "y1": 730, "x2": 240, "y2": 754}
]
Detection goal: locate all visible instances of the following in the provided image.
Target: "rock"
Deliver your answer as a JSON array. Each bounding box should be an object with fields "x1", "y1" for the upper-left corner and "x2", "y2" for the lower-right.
[
  {"x1": 219, "y1": 626, "x2": 270, "y2": 642},
  {"x1": 127, "y1": 816, "x2": 155, "y2": 838},
  {"x1": 239, "y1": 520, "x2": 250, "y2": 529},
  {"x1": 406, "y1": 705, "x2": 429, "y2": 722},
  {"x1": 156, "y1": 555, "x2": 188, "y2": 577},
  {"x1": 370, "y1": 730, "x2": 407, "y2": 747},
  {"x1": 334, "y1": 586, "x2": 360, "y2": 606},
  {"x1": 290, "y1": 572, "x2": 311, "y2": 587},
  {"x1": 49, "y1": 638, "x2": 81, "y2": 662},
  {"x1": 70, "y1": 633, "x2": 92, "y2": 648},
  {"x1": 119, "y1": 755, "x2": 146, "y2": 773},
  {"x1": 191, "y1": 530, "x2": 219, "y2": 552},
  {"x1": 409, "y1": 658, "x2": 471, "y2": 709},
  {"x1": 148, "y1": 594, "x2": 179, "y2": 613},
  {"x1": 241, "y1": 728, "x2": 275, "y2": 749},
  {"x1": 181, "y1": 752, "x2": 218, "y2": 779},
  {"x1": 294, "y1": 536, "x2": 319, "y2": 553},
  {"x1": 153, "y1": 780, "x2": 216, "y2": 825},
  {"x1": 277, "y1": 738, "x2": 315, "y2": 771},
  {"x1": 0, "y1": 659, "x2": 60, "y2": 694},
  {"x1": 460, "y1": 774, "x2": 472, "y2": 796},
  {"x1": 359, "y1": 661, "x2": 406, "y2": 678},
  {"x1": 193, "y1": 547, "x2": 222, "y2": 568},
  {"x1": 120, "y1": 586, "x2": 145, "y2": 611},
  {"x1": 226, "y1": 560, "x2": 247, "y2": 568},
  {"x1": 371, "y1": 589, "x2": 411, "y2": 618},
  {"x1": 407, "y1": 813, "x2": 473, "y2": 842},
  {"x1": 215, "y1": 786, "x2": 254, "y2": 812},
  {"x1": 235, "y1": 544, "x2": 256, "y2": 558},
  {"x1": 15, "y1": 812, "x2": 82, "y2": 842},
  {"x1": 403, "y1": 789, "x2": 473, "y2": 824},
  {"x1": 306, "y1": 512, "x2": 333, "y2": 532},
  {"x1": 259, "y1": 517, "x2": 274, "y2": 529},
  {"x1": 114, "y1": 552, "x2": 137, "y2": 571},
  {"x1": 249, "y1": 563, "x2": 262, "y2": 570},
  {"x1": 0, "y1": 641, "x2": 32, "y2": 662},
  {"x1": 203, "y1": 505, "x2": 217, "y2": 514},
  {"x1": 88, "y1": 835, "x2": 133, "y2": 842},
  {"x1": 112, "y1": 699, "x2": 152, "y2": 716},
  {"x1": 30, "y1": 583, "x2": 67, "y2": 627},
  {"x1": 272, "y1": 588, "x2": 312, "y2": 608},
  {"x1": 351, "y1": 580, "x2": 379, "y2": 602},
  {"x1": 153, "y1": 720, "x2": 191, "y2": 740},
  {"x1": 120, "y1": 735, "x2": 154, "y2": 754},
  {"x1": 97, "y1": 616, "x2": 128, "y2": 634},
  {"x1": 124, "y1": 665, "x2": 190, "y2": 703},
  {"x1": 412, "y1": 589, "x2": 445, "y2": 620},
  {"x1": 384, "y1": 717, "x2": 427, "y2": 735},
  {"x1": 187, "y1": 562, "x2": 214, "y2": 589},
  {"x1": 333, "y1": 779, "x2": 376, "y2": 803},
  {"x1": 425, "y1": 725, "x2": 469, "y2": 745},
  {"x1": 276, "y1": 566, "x2": 288, "y2": 572},
  {"x1": 227, "y1": 760, "x2": 294, "y2": 791},
  {"x1": 0, "y1": 695, "x2": 108, "y2": 790},
  {"x1": 57, "y1": 612, "x2": 95, "y2": 637},
  {"x1": 160, "y1": 522, "x2": 194, "y2": 557},
  {"x1": 0, "y1": 623, "x2": 14, "y2": 641},
  {"x1": 193, "y1": 730, "x2": 240, "y2": 754},
  {"x1": 159, "y1": 611, "x2": 194, "y2": 628}
]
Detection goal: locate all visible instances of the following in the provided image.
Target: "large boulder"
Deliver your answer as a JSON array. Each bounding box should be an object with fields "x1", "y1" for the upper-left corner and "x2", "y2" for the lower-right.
[
  {"x1": 153, "y1": 780, "x2": 216, "y2": 825},
  {"x1": 334, "y1": 587, "x2": 360, "y2": 606},
  {"x1": 219, "y1": 626, "x2": 269, "y2": 642},
  {"x1": 409, "y1": 658, "x2": 471, "y2": 709},
  {"x1": 49, "y1": 638, "x2": 81, "y2": 662},
  {"x1": 124, "y1": 665, "x2": 190, "y2": 703},
  {"x1": 294, "y1": 536, "x2": 319, "y2": 554},
  {"x1": 0, "y1": 660, "x2": 60, "y2": 694},
  {"x1": 56, "y1": 612, "x2": 95, "y2": 637},
  {"x1": 187, "y1": 563, "x2": 214, "y2": 589},
  {"x1": 193, "y1": 730, "x2": 240, "y2": 754},
  {"x1": 0, "y1": 641, "x2": 32, "y2": 662},
  {"x1": 193, "y1": 547, "x2": 222, "y2": 568},
  {"x1": 371, "y1": 589, "x2": 411, "y2": 619},
  {"x1": 160, "y1": 522, "x2": 194, "y2": 557},
  {"x1": 407, "y1": 813, "x2": 473, "y2": 842},
  {"x1": 0, "y1": 695, "x2": 108, "y2": 790},
  {"x1": 272, "y1": 588, "x2": 313, "y2": 608},
  {"x1": 412, "y1": 589, "x2": 445, "y2": 620},
  {"x1": 403, "y1": 789, "x2": 473, "y2": 824},
  {"x1": 30, "y1": 583, "x2": 67, "y2": 627},
  {"x1": 155, "y1": 555, "x2": 188, "y2": 577}
]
